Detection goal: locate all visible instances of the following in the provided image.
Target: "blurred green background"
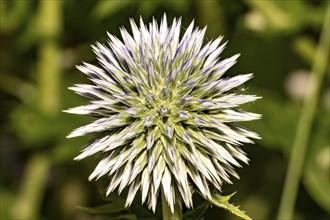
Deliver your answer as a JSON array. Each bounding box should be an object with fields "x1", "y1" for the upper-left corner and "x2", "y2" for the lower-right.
[{"x1": 0, "y1": 0, "x2": 329, "y2": 220}]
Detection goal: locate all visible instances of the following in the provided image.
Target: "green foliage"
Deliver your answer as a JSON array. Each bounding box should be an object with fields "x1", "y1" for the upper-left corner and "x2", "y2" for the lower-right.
[
  {"x1": 243, "y1": 88, "x2": 298, "y2": 153},
  {"x1": 183, "y1": 202, "x2": 209, "y2": 220},
  {"x1": 303, "y1": 112, "x2": 330, "y2": 213},
  {"x1": 246, "y1": 88, "x2": 330, "y2": 214},
  {"x1": 78, "y1": 193, "x2": 158, "y2": 220},
  {"x1": 78, "y1": 201, "x2": 129, "y2": 214},
  {"x1": 0, "y1": 0, "x2": 328, "y2": 220},
  {"x1": 76, "y1": 193, "x2": 252, "y2": 220},
  {"x1": 209, "y1": 192, "x2": 251, "y2": 220}
]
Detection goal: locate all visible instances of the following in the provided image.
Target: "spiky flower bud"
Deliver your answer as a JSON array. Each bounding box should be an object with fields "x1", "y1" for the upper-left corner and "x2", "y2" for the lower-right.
[{"x1": 65, "y1": 14, "x2": 261, "y2": 213}]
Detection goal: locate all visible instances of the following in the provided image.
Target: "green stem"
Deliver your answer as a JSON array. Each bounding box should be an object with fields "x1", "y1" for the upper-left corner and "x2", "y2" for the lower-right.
[
  {"x1": 277, "y1": 9, "x2": 329, "y2": 220},
  {"x1": 11, "y1": 154, "x2": 50, "y2": 219},
  {"x1": 38, "y1": 0, "x2": 62, "y2": 116},
  {"x1": 161, "y1": 188, "x2": 182, "y2": 220}
]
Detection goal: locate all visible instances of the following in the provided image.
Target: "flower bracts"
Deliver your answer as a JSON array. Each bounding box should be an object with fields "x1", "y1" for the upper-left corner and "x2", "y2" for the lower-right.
[{"x1": 65, "y1": 14, "x2": 261, "y2": 213}]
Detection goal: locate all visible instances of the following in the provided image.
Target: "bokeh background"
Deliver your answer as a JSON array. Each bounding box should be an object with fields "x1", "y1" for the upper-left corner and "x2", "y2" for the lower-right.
[{"x1": 0, "y1": 0, "x2": 329, "y2": 220}]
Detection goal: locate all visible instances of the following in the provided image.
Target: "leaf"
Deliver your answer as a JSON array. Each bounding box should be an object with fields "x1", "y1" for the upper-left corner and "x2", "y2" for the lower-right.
[
  {"x1": 105, "y1": 214, "x2": 137, "y2": 220},
  {"x1": 208, "y1": 192, "x2": 252, "y2": 220},
  {"x1": 77, "y1": 202, "x2": 128, "y2": 214},
  {"x1": 99, "y1": 192, "x2": 159, "y2": 220},
  {"x1": 183, "y1": 202, "x2": 210, "y2": 220},
  {"x1": 129, "y1": 200, "x2": 159, "y2": 220}
]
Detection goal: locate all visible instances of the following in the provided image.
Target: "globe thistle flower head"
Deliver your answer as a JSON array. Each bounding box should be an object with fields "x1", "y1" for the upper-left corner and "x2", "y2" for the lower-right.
[{"x1": 65, "y1": 14, "x2": 261, "y2": 213}]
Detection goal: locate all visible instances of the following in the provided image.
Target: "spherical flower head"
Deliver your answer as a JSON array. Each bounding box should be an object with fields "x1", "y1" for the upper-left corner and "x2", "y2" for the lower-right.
[{"x1": 65, "y1": 14, "x2": 261, "y2": 213}]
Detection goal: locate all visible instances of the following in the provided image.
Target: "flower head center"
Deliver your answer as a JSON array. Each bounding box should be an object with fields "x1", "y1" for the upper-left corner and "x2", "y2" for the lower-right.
[{"x1": 158, "y1": 104, "x2": 171, "y2": 117}]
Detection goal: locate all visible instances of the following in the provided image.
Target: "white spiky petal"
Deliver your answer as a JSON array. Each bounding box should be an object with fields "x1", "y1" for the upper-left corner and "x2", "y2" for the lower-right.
[{"x1": 65, "y1": 14, "x2": 261, "y2": 213}]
